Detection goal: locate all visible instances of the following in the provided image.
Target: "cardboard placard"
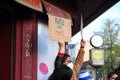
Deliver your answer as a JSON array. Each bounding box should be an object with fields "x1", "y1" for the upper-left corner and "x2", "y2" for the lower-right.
[{"x1": 48, "y1": 14, "x2": 72, "y2": 42}]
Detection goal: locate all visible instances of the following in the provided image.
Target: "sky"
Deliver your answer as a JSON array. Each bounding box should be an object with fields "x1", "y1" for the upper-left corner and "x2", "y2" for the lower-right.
[{"x1": 71, "y1": 1, "x2": 120, "y2": 44}]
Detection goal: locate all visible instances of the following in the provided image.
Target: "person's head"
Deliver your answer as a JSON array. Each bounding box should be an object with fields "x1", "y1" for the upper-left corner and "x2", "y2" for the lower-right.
[
  {"x1": 108, "y1": 71, "x2": 119, "y2": 80},
  {"x1": 62, "y1": 54, "x2": 74, "y2": 69},
  {"x1": 62, "y1": 54, "x2": 71, "y2": 65},
  {"x1": 114, "y1": 67, "x2": 120, "y2": 77},
  {"x1": 78, "y1": 71, "x2": 92, "y2": 80},
  {"x1": 52, "y1": 65, "x2": 73, "y2": 80}
]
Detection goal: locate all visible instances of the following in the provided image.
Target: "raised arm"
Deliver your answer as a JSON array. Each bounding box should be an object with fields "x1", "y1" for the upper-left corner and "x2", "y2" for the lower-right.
[
  {"x1": 71, "y1": 39, "x2": 86, "y2": 80},
  {"x1": 55, "y1": 40, "x2": 65, "y2": 69}
]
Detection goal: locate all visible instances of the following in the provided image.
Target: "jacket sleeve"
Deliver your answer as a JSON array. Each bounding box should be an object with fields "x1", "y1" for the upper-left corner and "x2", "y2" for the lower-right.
[
  {"x1": 54, "y1": 52, "x2": 64, "y2": 69},
  {"x1": 71, "y1": 48, "x2": 85, "y2": 80}
]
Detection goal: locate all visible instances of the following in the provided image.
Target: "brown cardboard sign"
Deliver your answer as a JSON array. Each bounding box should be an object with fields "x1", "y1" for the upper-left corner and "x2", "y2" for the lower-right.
[{"x1": 48, "y1": 14, "x2": 72, "y2": 42}]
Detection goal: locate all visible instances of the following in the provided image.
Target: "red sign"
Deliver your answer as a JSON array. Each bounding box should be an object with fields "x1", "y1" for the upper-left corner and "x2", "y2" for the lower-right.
[
  {"x1": 43, "y1": 0, "x2": 71, "y2": 19},
  {"x1": 15, "y1": 0, "x2": 43, "y2": 12}
]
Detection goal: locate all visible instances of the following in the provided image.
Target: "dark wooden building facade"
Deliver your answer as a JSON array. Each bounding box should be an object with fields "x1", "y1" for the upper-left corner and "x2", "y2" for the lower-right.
[{"x1": 0, "y1": 0, "x2": 119, "y2": 80}]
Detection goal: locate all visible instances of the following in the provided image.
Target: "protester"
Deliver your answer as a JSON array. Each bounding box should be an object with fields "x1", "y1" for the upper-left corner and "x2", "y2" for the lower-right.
[
  {"x1": 48, "y1": 39, "x2": 86, "y2": 80},
  {"x1": 107, "y1": 71, "x2": 119, "y2": 80},
  {"x1": 114, "y1": 66, "x2": 120, "y2": 77}
]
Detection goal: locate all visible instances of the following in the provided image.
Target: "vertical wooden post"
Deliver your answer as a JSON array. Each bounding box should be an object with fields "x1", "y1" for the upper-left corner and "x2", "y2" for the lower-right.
[{"x1": 15, "y1": 11, "x2": 38, "y2": 80}]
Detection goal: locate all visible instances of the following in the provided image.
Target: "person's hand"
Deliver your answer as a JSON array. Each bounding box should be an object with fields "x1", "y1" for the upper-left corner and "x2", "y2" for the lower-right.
[
  {"x1": 80, "y1": 39, "x2": 86, "y2": 48},
  {"x1": 58, "y1": 39, "x2": 65, "y2": 48}
]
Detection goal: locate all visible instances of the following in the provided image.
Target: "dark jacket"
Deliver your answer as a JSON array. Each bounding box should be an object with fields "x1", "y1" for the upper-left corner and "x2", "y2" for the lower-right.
[{"x1": 48, "y1": 48, "x2": 85, "y2": 80}]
